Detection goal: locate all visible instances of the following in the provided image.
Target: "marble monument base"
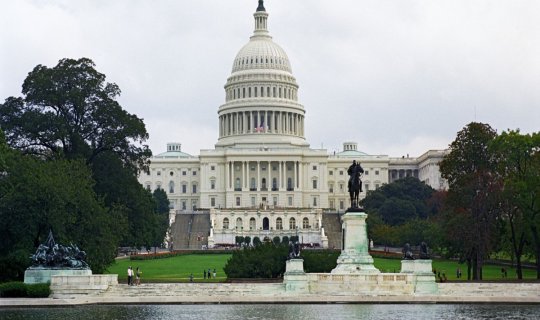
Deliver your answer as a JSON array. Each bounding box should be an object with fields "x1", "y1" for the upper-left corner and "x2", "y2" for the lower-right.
[
  {"x1": 400, "y1": 259, "x2": 438, "y2": 294},
  {"x1": 284, "y1": 259, "x2": 308, "y2": 292},
  {"x1": 24, "y1": 268, "x2": 92, "y2": 284}
]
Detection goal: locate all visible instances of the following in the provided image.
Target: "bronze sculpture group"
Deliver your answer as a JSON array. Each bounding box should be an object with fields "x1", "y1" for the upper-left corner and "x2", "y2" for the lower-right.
[{"x1": 30, "y1": 230, "x2": 89, "y2": 269}]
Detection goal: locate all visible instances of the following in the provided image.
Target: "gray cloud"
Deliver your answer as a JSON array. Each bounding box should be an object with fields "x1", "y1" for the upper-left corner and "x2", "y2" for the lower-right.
[{"x1": 1, "y1": 0, "x2": 538, "y2": 157}]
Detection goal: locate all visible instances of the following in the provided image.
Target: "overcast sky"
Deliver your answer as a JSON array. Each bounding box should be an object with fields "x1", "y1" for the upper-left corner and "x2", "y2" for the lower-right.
[{"x1": 1, "y1": 0, "x2": 539, "y2": 157}]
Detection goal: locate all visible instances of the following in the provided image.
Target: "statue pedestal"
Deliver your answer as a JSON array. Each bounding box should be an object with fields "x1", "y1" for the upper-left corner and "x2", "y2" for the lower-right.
[
  {"x1": 284, "y1": 259, "x2": 308, "y2": 292},
  {"x1": 400, "y1": 259, "x2": 438, "y2": 294},
  {"x1": 24, "y1": 268, "x2": 92, "y2": 284},
  {"x1": 331, "y1": 209, "x2": 380, "y2": 274}
]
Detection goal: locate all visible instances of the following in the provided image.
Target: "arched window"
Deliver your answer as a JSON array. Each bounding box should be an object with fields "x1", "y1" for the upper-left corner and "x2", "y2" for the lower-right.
[
  {"x1": 249, "y1": 217, "x2": 256, "y2": 230},
  {"x1": 236, "y1": 217, "x2": 243, "y2": 230},
  {"x1": 250, "y1": 177, "x2": 256, "y2": 190},
  {"x1": 289, "y1": 217, "x2": 296, "y2": 230},
  {"x1": 287, "y1": 178, "x2": 293, "y2": 190},
  {"x1": 223, "y1": 218, "x2": 229, "y2": 230},
  {"x1": 303, "y1": 217, "x2": 309, "y2": 229},
  {"x1": 235, "y1": 178, "x2": 241, "y2": 190},
  {"x1": 263, "y1": 217, "x2": 269, "y2": 230},
  {"x1": 272, "y1": 178, "x2": 277, "y2": 191},
  {"x1": 276, "y1": 217, "x2": 283, "y2": 230},
  {"x1": 169, "y1": 181, "x2": 175, "y2": 193},
  {"x1": 261, "y1": 178, "x2": 266, "y2": 189}
]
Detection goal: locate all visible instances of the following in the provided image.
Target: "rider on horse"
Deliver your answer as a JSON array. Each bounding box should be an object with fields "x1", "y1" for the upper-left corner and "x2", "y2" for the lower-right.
[{"x1": 347, "y1": 160, "x2": 364, "y2": 208}]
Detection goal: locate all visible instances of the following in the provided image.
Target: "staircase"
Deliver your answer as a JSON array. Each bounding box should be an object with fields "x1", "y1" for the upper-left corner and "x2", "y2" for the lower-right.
[
  {"x1": 170, "y1": 213, "x2": 211, "y2": 250},
  {"x1": 322, "y1": 213, "x2": 342, "y2": 250}
]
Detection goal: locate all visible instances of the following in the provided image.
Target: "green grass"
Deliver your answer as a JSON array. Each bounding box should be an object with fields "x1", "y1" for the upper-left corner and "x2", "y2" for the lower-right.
[
  {"x1": 105, "y1": 254, "x2": 232, "y2": 283},
  {"x1": 373, "y1": 257, "x2": 538, "y2": 280},
  {"x1": 105, "y1": 253, "x2": 538, "y2": 282}
]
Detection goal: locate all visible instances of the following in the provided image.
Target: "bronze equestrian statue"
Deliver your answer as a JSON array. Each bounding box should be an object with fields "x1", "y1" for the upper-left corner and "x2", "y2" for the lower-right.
[{"x1": 347, "y1": 160, "x2": 364, "y2": 209}]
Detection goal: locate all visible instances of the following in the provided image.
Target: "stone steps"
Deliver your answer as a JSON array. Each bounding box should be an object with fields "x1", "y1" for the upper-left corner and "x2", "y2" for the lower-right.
[{"x1": 104, "y1": 283, "x2": 285, "y2": 297}]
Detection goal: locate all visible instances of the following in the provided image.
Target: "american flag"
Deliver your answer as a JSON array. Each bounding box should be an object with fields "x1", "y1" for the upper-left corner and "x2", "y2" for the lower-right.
[{"x1": 255, "y1": 120, "x2": 264, "y2": 133}]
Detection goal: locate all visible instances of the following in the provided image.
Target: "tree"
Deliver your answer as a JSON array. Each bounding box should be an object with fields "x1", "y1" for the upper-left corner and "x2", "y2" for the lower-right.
[
  {"x1": 153, "y1": 188, "x2": 170, "y2": 214},
  {"x1": 0, "y1": 57, "x2": 151, "y2": 174},
  {"x1": 490, "y1": 130, "x2": 540, "y2": 278},
  {"x1": 439, "y1": 122, "x2": 499, "y2": 280},
  {"x1": 0, "y1": 151, "x2": 122, "y2": 279}
]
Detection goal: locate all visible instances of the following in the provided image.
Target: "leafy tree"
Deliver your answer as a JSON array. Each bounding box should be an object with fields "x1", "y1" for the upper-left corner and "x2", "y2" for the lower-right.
[
  {"x1": 439, "y1": 122, "x2": 499, "y2": 280},
  {"x1": 0, "y1": 152, "x2": 121, "y2": 279},
  {"x1": 272, "y1": 236, "x2": 281, "y2": 245},
  {"x1": 244, "y1": 236, "x2": 251, "y2": 246},
  {"x1": 282, "y1": 236, "x2": 289, "y2": 244},
  {"x1": 223, "y1": 243, "x2": 288, "y2": 278},
  {"x1": 490, "y1": 130, "x2": 540, "y2": 278},
  {"x1": 0, "y1": 58, "x2": 151, "y2": 173},
  {"x1": 153, "y1": 188, "x2": 170, "y2": 214},
  {"x1": 253, "y1": 237, "x2": 262, "y2": 246}
]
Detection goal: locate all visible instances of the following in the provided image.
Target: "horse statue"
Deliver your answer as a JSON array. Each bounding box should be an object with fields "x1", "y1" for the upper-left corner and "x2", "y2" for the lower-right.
[{"x1": 347, "y1": 160, "x2": 364, "y2": 209}]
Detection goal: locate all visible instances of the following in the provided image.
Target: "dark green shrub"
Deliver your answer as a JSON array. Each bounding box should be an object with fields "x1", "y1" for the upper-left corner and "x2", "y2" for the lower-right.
[
  {"x1": 235, "y1": 236, "x2": 244, "y2": 246},
  {"x1": 224, "y1": 243, "x2": 288, "y2": 278},
  {"x1": 253, "y1": 237, "x2": 261, "y2": 246},
  {"x1": 290, "y1": 236, "x2": 299, "y2": 243},
  {"x1": 0, "y1": 282, "x2": 27, "y2": 297},
  {"x1": 244, "y1": 236, "x2": 251, "y2": 246},
  {"x1": 272, "y1": 236, "x2": 281, "y2": 245},
  {"x1": 302, "y1": 250, "x2": 340, "y2": 273},
  {"x1": 26, "y1": 283, "x2": 50, "y2": 298},
  {"x1": 282, "y1": 236, "x2": 289, "y2": 244}
]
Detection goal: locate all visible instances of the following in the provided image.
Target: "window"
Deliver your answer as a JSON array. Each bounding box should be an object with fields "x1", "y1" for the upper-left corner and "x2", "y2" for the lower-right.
[
  {"x1": 303, "y1": 217, "x2": 309, "y2": 229},
  {"x1": 312, "y1": 197, "x2": 317, "y2": 207},
  {"x1": 235, "y1": 178, "x2": 241, "y2": 190},
  {"x1": 210, "y1": 180, "x2": 215, "y2": 190},
  {"x1": 157, "y1": 171, "x2": 161, "y2": 176},
  {"x1": 236, "y1": 217, "x2": 242, "y2": 229},
  {"x1": 193, "y1": 170, "x2": 197, "y2": 176},
  {"x1": 329, "y1": 171, "x2": 333, "y2": 175},
  {"x1": 169, "y1": 171, "x2": 173, "y2": 176},
  {"x1": 329, "y1": 184, "x2": 334, "y2": 193},
  {"x1": 182, "y1": 201, "x2": 186, "y2": 210},
  {"x1": 272, "y1": 178, "x2": 277, "y2": 190},
  {"x1": 211, "y1": 198, "x2": 215, "y2": 207},
  {"x1": 192, "y1": 184, "x2": 197, "y2": 194},
  {"x1": 375, "y1": 184, "x2": 380, "y2": 189},
  {"x1": 339, "y1": 200, "x2": 344, "y2": 210},
  {"x1": 288, "y1": 196, "x2": 293, "y2": 206},
  {"x1": 276, "y1": 217, "x2": 283, "y2": 230},
  {"x1": 250, "y1": 178, "x2": 256, "y2": 190},
  {"x1": 236, "y1": 197, "x2": 241, "y2": 206},
  {"x1": 375, "y1": 170, "x2": 379, "y2": 175},
  {"x1": 273, "y1": 196, "x2": 277, "y2": 206},
  {"x1": 223, "y1": 218, "x2": 229, "y2": 229},
  {"x1": 249, "y1": 218, "x2": 256, "y2": 230},
  {"x1": 312, "y1": 180, "x2": 318, "y2": 189},
  {"x1": 182, "y1": 184, "x2": 187, "y2": 194},
  {"x1": 289, "y1": 217, "x2": 296, "y2": 230},
  {"x1": 146, "y1": 184, "x2": 151, "y2": 191},
  {"x1": 340, "y1": 184, "x2": 344, "y2": 191},
  {"x1": 211, "y1": 166, "x2": 215, "y2": 171},
  {"x1": 365, "y1": 184, "x2": 370, "y2": 191},
  {"x1": 251, "y1": 197, "x2": 256, "y2": 207},
  {"x1": 182, "y1": 171, "x2": 186, "y2": 176},
  {"x1": 329, "y1": 200, "x2": 335, "y2": 209},
  {"x1": 312, "y1": 165, "x2": 317, "y2": 170},
  {"x1": 339, "y1": 171, "x2": 344, "y2": 175},
  {"x1": 365, "y1": 170, "x2": 369, "y2": 175},
  {"x1": 169, "y1": 181, "x2": 175, "y2": 193}
]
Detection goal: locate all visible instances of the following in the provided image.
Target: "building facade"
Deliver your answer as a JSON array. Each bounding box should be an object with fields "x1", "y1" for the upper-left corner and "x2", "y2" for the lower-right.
[{"x1": 139, "y1": 1, "x2": 447, "y2": 246}]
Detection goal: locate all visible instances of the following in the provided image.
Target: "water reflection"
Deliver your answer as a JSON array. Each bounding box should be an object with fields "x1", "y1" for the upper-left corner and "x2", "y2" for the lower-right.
[{"x1": 1, "y1": 304, "x2": 539, "y2": 320}]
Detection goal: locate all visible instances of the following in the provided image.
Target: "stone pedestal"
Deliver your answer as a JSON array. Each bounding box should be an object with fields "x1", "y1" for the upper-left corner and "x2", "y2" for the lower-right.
[
  {"x1": 321, "y1": 227, "x2": 329, "y2": 249},
  {"x1": 284, "y1": 259, "x2": 308, "y2": 292},
  {"x1": 331, "y1": 210, "x2": 379, "y2": 274},
  {"x1": 400, "y1": 259, "x2": 438, "y2": 294},
  {"x1": 24, "y1": 268, "x2": 92, "y2": 284}
]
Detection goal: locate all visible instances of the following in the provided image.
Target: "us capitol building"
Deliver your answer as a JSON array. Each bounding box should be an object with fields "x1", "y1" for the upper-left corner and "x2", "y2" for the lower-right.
[{"x1": 138, "y1": 1, "x2": 447, "y2": 247}]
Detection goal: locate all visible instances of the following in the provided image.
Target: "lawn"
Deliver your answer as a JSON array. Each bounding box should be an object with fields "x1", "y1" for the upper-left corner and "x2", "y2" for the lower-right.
[
  {"x1": 105, "y1": 253, "x2": 538, "y2": 282},
  {"x1": 105, "y1": 254, "x2": 232, "y2": 283}
]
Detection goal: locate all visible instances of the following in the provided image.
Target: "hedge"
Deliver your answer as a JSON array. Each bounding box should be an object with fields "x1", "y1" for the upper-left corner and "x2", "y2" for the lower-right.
[
  {"x1": 0, "y1": 282, "x2": 50, "y2": 298},
  {"x1": 130, "y1": 249, "x2": 235, "y2": 261}
]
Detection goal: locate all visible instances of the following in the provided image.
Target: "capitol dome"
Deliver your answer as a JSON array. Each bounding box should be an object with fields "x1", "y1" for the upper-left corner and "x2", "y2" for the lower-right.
[{"x1": 216, "y1": 0, "x2": 308, "y2": 149}]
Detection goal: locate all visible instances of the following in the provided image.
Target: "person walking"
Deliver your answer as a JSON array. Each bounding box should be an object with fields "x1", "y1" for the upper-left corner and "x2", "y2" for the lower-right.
[
  {"x1": 136, "y1": 267, "x2": 142, "y2": 286},
  {"x1": 213, "y1": 268, "x2": 217, "y2": 279},
  {"x1": 127, "y1": 266, "x2": 133, "y2": 286},
  {"x1": 203, "y1": 269, "x2": 207, "y2": 279},
  {"x1": 208, "y1": 269, "x2": 212, "y2": 280}
]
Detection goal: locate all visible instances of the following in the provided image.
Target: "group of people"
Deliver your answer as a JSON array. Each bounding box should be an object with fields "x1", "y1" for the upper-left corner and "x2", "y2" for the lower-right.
[
  {"x1": 204, "y1": 268, "x2": 217, "y2": 280},
  {"x1": 127, "y1": 266, "x2": 142, "y2": 286}
]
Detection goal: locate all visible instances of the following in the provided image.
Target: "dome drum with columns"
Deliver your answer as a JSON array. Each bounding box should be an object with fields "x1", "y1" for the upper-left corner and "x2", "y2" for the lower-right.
[{"x1": 139, "y1": 1, "x2": 448, "y2": 248}]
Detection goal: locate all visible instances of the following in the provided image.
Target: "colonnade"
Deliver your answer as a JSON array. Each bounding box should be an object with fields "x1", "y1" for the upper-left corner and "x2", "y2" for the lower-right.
[
  {"x1": 219, "y1": 111, "x2": 304, "y2": 137},
  {"x1": 224, "y1": 160, "x2": 301, "y2": 192}
]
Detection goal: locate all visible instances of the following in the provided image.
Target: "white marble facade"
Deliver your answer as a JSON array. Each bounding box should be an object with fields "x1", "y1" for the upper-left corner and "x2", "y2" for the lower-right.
[{"x1": 138, "y1": 2, "x2": 447, "y2": 245}]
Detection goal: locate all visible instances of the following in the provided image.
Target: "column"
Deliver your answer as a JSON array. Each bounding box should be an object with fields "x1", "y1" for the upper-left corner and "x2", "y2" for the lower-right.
[
  {"x1": 257, "y1": 161, "x2": 261, "y2": 191},
  {"x1": 225, "y1": 160, "x2": 229, "y2": 191},
  {"x1": 278, "y1": 160, "x2": 282, "y2": 190},
  {"x1": 298, "y1": 161, "x2": 302, "y2": 190},
  {"x1": 267, "y1": 161, "x2": 271, "y2": 191},
  {"x1": 293, "y1": 161, "x2": 296, "y2": 190}
]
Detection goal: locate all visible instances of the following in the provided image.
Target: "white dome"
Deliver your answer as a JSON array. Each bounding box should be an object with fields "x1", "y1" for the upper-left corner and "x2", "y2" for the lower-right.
[{"x1": 232, "y1": 39, "x2": 292, "y2": 73}]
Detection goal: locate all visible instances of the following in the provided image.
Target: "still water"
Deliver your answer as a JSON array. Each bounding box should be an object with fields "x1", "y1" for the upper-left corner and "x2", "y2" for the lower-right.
[{"x1": 1, "y1": 304, "x2": 540, "y2": 320}]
